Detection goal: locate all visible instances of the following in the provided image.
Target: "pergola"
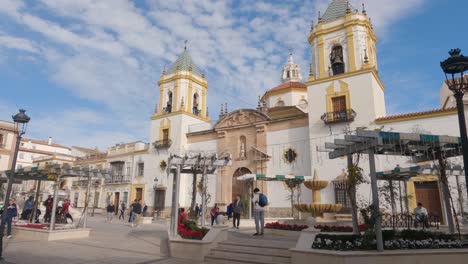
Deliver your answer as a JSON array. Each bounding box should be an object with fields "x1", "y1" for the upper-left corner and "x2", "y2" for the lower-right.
[
  {"x1": 167, "y1": 153, "x2": 232, "y2": 237},
  {"x1": 376, "y1": 164, "x2": 466, "y2": 216},
  {"x1": 324, "y1": 129, "x2": 463, "y2": 251},
  {"x1": 237, "y1": 174, "x2": 313, "y2": 218},
  {"x1": 2, "y1": 164, "x2": 109, "y2": 231}
]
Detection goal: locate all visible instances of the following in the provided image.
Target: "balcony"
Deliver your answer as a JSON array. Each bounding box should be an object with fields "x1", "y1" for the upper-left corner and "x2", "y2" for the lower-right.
[
  {"x1": 153, "y1": 139, "x2": 172, "y2": 149},
  {"x1": 321, "y1": 109, "x2": 356, "y2": 125},
  {"x1": 105, "y1": 175, "x2": 131, "y2": 184},
  {"x1": 72, "y1": 180, "x2": 89, "y2": 187}
]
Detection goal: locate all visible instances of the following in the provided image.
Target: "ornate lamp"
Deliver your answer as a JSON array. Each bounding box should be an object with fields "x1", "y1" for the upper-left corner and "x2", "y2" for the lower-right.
[{"x1": 441, "y1": 49, "x2": 468, "y2": 198}]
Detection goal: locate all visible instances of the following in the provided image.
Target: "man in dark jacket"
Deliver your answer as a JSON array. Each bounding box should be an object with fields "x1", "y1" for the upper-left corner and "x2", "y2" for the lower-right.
[
  {"x1": 232, "y1": 195, "x2": 243, "y2": 229},
  {"x1": 131, "y1": 200, "x2": 142, "y2": 227},
  {"x1": 106, "y1": 203, "x2": 115, "y2": 223}
]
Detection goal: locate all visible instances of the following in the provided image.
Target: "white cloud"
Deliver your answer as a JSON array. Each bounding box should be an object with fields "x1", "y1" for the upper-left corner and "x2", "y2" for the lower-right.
[
  {"x1": 0, "y1": 0, "x2": 428, "y2": 148},
  {"x1": 0, "y1": 34, "x2": 39, "y2": 53}
]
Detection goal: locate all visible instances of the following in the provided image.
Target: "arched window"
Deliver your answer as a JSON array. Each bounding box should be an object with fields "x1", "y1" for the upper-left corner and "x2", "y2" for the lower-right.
[
  {"x1": 193, "y1": 93, "x2": 200, "y2": 115},
  {"x1": 239, "y1": 136, "x2": 247, "y2": 159},
  {"x1": 330, "y1": 45, "x2": 345, "y2": 75},
  {"x1": 0, "y1": 134, "x2": 3, "y2": 148},
  {"x1": 166, "y1": 91, "x2": 173, "y2": 113},
  {"x1": 286, "y1": 70, "x2": 290, "y2": 78},
  {"x1": 276, "y1": 100, "x2": 285, "y2": 107}
]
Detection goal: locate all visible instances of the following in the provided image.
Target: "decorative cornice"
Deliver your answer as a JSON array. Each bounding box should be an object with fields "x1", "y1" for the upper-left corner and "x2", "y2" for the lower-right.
[
  {"x1": 309, "y1": 18, "x2": 376, "y2": 44},
  {"x1": 158, "y1": 71, "x2": 208, "y2": 88},
  {"x1": 375, "y1": 107, "x2": 457, "y2": 124},
  {"x1": 151, "y1": 110, "x2": 211, "y2": 123},
  {"x1": 306, "y1": 67, "x2": 385, "y2": 92}
]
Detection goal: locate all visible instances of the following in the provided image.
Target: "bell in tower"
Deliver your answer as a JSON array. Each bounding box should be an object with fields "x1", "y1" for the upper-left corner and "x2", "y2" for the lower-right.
[{"x1": 330, "y1": 45, "x2": 345, "y2": 75}]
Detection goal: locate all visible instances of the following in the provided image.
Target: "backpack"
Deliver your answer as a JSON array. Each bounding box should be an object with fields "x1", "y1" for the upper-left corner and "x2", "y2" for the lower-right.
[{"x1": 258, "y1": 193, "x2": 268, "y2": 207}]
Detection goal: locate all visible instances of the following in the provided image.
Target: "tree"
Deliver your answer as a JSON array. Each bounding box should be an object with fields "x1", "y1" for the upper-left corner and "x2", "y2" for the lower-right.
[{"x1": 346, "y1": 154, "x2": 367, "y2": 235}]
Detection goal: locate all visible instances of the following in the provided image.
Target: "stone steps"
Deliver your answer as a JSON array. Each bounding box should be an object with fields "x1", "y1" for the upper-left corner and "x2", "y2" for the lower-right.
[{"x1": 205, "y1": 230, "x2": 292, "y2": 264}]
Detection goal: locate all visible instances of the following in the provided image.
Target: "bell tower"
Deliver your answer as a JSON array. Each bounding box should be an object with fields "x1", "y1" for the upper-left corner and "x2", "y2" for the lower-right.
[
  {"x1": 307, "y1": 0, "x2": 386, "y2": 134},
  {"x1": 150, "y1": 45, "x2": 210, "y2": 155},
  {"x1": 308, "y1": 0, "x2": 377, "y2": 81}
]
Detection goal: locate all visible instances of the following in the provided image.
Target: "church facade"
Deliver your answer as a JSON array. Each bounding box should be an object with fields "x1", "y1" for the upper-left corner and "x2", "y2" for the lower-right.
[{"x1": 143, "y1": 0, "x2": 466, "y2": 220}]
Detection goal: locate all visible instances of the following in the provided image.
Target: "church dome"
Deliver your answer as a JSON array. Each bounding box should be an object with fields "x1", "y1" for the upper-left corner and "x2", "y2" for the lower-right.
[{"x1": 166, "y1": 48, "x2": 202, "y2": 77}]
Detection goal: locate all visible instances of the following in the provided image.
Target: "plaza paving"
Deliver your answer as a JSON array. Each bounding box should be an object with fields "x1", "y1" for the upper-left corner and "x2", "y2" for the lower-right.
[{"x1": 1, "y1": 216, "x2": 200, "y2": 264}]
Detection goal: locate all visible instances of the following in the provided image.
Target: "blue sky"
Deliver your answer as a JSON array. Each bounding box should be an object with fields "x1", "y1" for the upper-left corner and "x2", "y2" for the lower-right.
[{"x1": 0, "y1": 0, "x2": 467, "y2": 149}]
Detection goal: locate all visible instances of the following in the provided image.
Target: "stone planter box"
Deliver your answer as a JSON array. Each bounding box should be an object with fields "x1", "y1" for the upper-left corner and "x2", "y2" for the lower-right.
[
  {"x1": 264, "y1": 228, "x2": 302, "y2": 237},
  {"x1": 141, "y1": 217, "x2": 153, "y2": 224},
  {"x1": 290, "y1": 248, "x2": 468, "y2": 264},
  {"x1": 169, "y1": 225, "x2": 228, "y2": 261},
  {"x1": 12, "y1": 226, "x2": 91, "y2": 241}
]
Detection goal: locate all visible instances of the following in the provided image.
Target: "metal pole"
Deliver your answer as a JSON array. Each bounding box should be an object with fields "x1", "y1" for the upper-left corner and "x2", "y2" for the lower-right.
[
  {"x1": 201, "y1": 164, "x2": 208, "y2": 227},
  {"x1": 92, "y1": 183, "x2": 97, "y2": 217},
  {"x1": 50, "y1": 178, "x2": 60, "y2": 231},
  {"x1": 454, "y1": 91, "x2": 468, "y2": 199},
  {"x1": 368, "y1": 148, "x2": 384, "y2": 252},
  {"x1": 403, "y1": 180, "x2": 409, "y2": 214},
  {"x1": 0, "y1": 133, "x2": 22, "y2": 258},
  {"x1": 30, "y1": 180, "x2": 42, "y2": 223},
  {"x1": 248, "y1": 183, "x2": 252, "y2": 220},
  {"x1": 83, "y1": 175, "x2": 92, "y2": 228},
  {"x1": 455, "y1": 175, "x2": 465, "y2": 217},
  {"x1": 170, "y1": 165, "x2": 181, "y2": 237}
]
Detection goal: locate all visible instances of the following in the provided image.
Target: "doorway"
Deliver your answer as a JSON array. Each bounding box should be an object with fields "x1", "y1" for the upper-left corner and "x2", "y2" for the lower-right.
[
  {"x1": 414, "y1": 181, "x2": 443, "y2": 223},
  {"x1": 114, "y1": 192, "x2": 120, "y2": 215},
  {"x1": 232, "y1": 167, "x2": 252, "y2": 217},
  {"x1": 136, "y1": 188, "x2": 143, "y2": 201},
  {"x1": 155, "y1": 189, "x2": 166, "y2": 212}
]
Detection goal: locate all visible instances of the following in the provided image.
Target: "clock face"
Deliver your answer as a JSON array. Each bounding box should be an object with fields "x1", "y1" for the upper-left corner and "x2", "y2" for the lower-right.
[
  {"x1": 298, "y1": 99, "x2": 308, "y2": 109},
  {"x1": 284, "y1": 148, "x2": 298, "y2": 163}
]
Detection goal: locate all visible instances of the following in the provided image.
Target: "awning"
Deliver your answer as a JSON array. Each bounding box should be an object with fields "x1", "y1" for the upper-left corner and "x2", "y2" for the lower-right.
[{"x1": 237, "y1": 174, "x2": 312, "y2": 181}]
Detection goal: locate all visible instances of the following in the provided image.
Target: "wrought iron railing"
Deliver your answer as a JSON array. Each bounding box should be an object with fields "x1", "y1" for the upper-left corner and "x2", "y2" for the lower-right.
[
  {"x1": 381, "y1": 213, "x2": 440, "y2": 230},
  {"x1": 321, "y1": 109, "x2": 356, "y2": 124},
  {"x1": 72, "y1": 180, "x2": 89, "y2": 187},
  {"x1": 104, "y1": 175, "x2": 131, "y2": 184},
  {"x1": 153, "y1": 139, "x2": 172, "y2": 149}
]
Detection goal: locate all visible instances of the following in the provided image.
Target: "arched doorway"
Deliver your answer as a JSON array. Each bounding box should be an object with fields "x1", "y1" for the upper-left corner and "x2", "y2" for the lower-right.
[{"x1": 232, "y1": 167, "x2": 251, "y2": 201}]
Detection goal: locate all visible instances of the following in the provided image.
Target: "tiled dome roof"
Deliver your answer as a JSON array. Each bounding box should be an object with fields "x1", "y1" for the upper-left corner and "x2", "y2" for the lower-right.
[
  {"x1": 321, "y1": 0, "x2": 354, "y2": 22},
  {"x1": 167, "y1": 49, "x2": 202, "y2": 77}
]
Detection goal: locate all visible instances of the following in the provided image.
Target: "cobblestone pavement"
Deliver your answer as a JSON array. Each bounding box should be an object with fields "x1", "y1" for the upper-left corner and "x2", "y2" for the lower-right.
[{"x1": 1, "y1": 216, "x2": 202, "y2": 264}]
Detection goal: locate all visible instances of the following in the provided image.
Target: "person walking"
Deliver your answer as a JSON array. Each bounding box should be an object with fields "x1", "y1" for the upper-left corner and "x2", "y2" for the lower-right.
[
  {"x1": 119, "y1": 201, "x2": 126, "y2": 220},
  {"x1": 210, "y1": 204, "x2": 219, "y2": 226},
  {"x1": 131, "y1": 200, "x2": 142, "y2": 227},
  {"x1": 106, "y1": 202, "x2": 115, "y2": 223},
  {"x1": 43, "y1": 195, "x2": 53, "y2": 223},
  {"x1": 232, "y1": 195, "x2": 243, "y2": 229},
  {"x1": 195, "y1": 203, "x2": 200, "y2": 217},
  {"x1": 252, "y1": 188, "x2": 267, "y2": 236},
  {"x1": 5, "y1": 198, "x2": 18, "y2": 239}
]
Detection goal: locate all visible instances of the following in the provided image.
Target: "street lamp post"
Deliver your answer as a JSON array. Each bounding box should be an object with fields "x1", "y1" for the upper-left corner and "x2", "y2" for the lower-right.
[
  {"x1": 91, "y1": 180, "x2": 100, "y2": 217},
  {"x1": 441, "y1": 48, "x2": 468, "y2": 198},
  {"x1": 0, "y1": 109, "x2": 30, "y2": 259},
  {"x1": 153, "y1": 177, "x2": 158, "y2": 218}
]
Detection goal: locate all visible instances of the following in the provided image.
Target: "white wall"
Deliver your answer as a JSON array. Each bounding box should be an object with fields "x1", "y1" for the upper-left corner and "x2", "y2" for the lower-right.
[{"x1": 266, "y1": 126, "x2": 312, "y2": 207}]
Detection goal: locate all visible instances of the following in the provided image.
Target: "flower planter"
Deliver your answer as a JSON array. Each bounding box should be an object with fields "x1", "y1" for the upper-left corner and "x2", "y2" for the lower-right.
[
  {"x1": 290, "y1": 248, "x2": 468, "y2": 264},
  {"x1": 264, "y1": 228, "x2": 302, "y2": 238},
  {"x1": 169, "y1": 225, "x2": 228, "y2": 261},
  {"x1": 12, "y1": 226, "x2": 91, "y2": 241}
]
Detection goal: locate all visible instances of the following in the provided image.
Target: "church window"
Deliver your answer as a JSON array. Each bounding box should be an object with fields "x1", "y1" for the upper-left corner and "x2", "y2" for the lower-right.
[
  {"x1": 330, "y1": 45, "x2": 345, "y2": 75},
  {"x1": 165, "y1": 91, "x2": 173, "y2": 113},
  {"x1": 239, "y1": 136, "x2": 247, "y2": 160},
  {"x1": 298, "y1": 99, "x2": 308, "y2": 109},
  {"x1": 162, "y1": 129, "x2": 169, "y2": 144},
  {"x1": 276, "y1": 100, "x2": 285, "y2": 107},
  {"x1": 193, "y1": 93, "x2": 200, "y2": 115},
  {"x1": 334, "y1": 186, "x2": 351, "y2": 209},
  {"x1": 286, "y1": 70, "x2": 290, "y2": 78},
  {"x1": 332, "y1": 96, "x2": 347, "y2": 120}
]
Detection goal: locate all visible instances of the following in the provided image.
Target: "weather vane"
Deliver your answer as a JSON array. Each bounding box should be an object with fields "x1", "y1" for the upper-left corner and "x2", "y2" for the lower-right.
[{"x1": 184, "y1": 40, "x2": 188, "y2": 50}]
